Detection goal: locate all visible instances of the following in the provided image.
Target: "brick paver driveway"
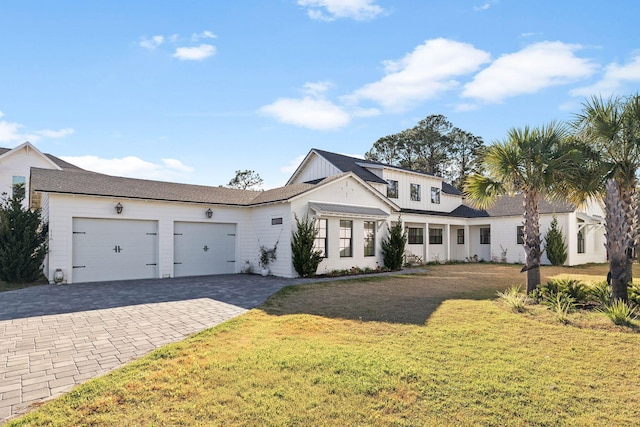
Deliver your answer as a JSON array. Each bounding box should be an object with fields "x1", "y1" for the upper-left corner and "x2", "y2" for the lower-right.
[{"x1": 0, "y1": 274, "x2": 300, "y2": 423}]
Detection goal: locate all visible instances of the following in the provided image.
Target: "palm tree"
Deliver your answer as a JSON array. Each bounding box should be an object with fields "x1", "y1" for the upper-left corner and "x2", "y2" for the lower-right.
[
  {"x1": 464, "y1": 122, "x2": 586, "y2": 293},
  {"x1": 572, "y1": 94, "x2": 640, "y2": 302}
]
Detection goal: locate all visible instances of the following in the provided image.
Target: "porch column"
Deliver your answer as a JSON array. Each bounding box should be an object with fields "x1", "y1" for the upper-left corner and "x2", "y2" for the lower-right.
[
  {"x1": 445, "y1": 223, "x2": 451, "y2": 262},
  {"x1": 424, "y1": 222, "x2": 429, "y2": 264},
  {"x1": 464, "y1": 224, "x2": 470, "y2": 260}
]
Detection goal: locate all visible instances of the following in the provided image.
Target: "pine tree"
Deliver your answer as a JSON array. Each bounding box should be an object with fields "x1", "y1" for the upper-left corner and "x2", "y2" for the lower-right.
[
  {"x1": 544, "y1": 216, "x2": 567, "y2": 266},
  {"x1": 381, "y1": 219, "x2": 407, "y2": 270},
  {"x1": 0, "y1": 184, "x2": 48, "y2": 283},
  {"x1": 291, "y1": 214, "x2": 323, "y2": 277}
]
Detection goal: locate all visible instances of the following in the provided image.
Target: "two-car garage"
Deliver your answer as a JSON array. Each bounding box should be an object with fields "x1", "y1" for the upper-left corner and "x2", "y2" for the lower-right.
[{"x1": 71, "y1": 218, "x2": 236, "y2": 283}]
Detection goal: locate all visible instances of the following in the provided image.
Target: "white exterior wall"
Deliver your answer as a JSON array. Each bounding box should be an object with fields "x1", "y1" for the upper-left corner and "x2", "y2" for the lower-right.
[
  {"x1": 380, "y1": 169, "x2": 461, "y2": 213},
  {"x1": 245, "y1": 203, "x2": 292, "y2": 277},
  {"x1": 290, "y1": 176, "x2": 394, "y2": 276},
  {"x1": 0, "y1": 145, "x2": 59, "y2": 206},
  {"x1": 45, "y1": 193, "x2": 252, "y2": 283},
  {"x1": 289, "y1": 154, "x2": 342, "y2": 184}
]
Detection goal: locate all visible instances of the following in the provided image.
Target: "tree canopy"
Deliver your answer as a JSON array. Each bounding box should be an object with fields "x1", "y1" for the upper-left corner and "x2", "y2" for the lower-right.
[
  {"x1": 365, "y1": 114, "x2": 484, "y2": 189},
  {"x1": 227, "y1": 169, "x2": 264, "y2": 190}
]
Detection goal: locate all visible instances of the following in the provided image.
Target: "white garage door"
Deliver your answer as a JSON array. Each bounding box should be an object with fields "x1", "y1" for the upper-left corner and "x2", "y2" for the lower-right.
[
  {"x1": 72, "y1": 218, "x2": 158, "y2": 283},
  {"x1": 174, "y1": 222, "x2": 236, "y2": 277}
]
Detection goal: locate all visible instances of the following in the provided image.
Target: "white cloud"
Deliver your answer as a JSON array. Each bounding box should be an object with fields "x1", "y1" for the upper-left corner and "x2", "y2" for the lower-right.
[
  {"x1": 346, "y1": 38, "x2": 491, "y2": 111},
  {"x1": 139, "y1": 35, "x2": 164, "y2": 50},
  {"x1": 35, "y1": 128, "x2": 75, "y2": 138},
  {"x1": 173, "y1": 44, "x2": 216, "y2": 61},
  {"x1": 462, "y1": 41, "x2": 597, "y2": 103},
  {"x1": 280, "y1": 154, "x2": 307, "y2": 174},
  {"x1": 191, "y1": 30, "x2": 217, "y2": 41},
  {"x1": 302, "y1": 81, "x2": 334, "y2": 96},
  {"x1": 298, "y1": 0, "x2": 385, "y2": 21},
  {"x1": 0, "y1": 114, "x2": 74, "y2": 144},
  {"x1": 260, "y1": 97, "x2": 350, "y2": 130},
  {"x1": 474, "y1": 2, "x2": 491, "y2": 11},
  {"x1": 60, "y1": 155, "x2": 194, "y2": 180},
  {"x1": 162, "y1": 158, "x2": 194, "y2": 172},
  {"x1": 570, "y1": 54, "x2": 640, "y2": 97},
  {"x1": 0, "y1": 120, "x2": 24, "y2": 144}
]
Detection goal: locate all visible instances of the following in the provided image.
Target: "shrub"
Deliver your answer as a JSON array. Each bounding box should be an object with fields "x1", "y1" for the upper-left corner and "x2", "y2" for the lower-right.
[
  {"x1": 291, "y1": 214, "x2": 323, "y2": 278},
  {"x1": 0, "y1": 184, "x2": 48, "y2": 283},
  {"x1": 544, "y1": 216, "x2": 567, "y2": 266},
  {"x1": 628, "y1": 283, "x2": 640, "y2": 306},
  {"x1": 587, "y1": 280, "x2": 612, "y2": 306},
  {"x1": 496, "y1": 285, "x2": 530, "y2": 312},
  {"x1": 381, "y1": 219, "x2": 406, "y2": 271},
  {"x1": 546, "y1": 278, "x2": 589, "y2": 305},
  {"x1": 599, "y1": 299, "x2": 637, "y2": 326},
  {"x1": 543, "y1": 292, "x2": 575, "y2": 323}
]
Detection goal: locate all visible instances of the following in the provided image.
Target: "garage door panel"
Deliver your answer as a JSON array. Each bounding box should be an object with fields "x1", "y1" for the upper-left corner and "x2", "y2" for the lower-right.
[
  {"x1": 174, "y1": 222, "x2": 236, "y2": 277},
  {"x1": 72, "y1": 218, "x2": 158, "y2": 283}
]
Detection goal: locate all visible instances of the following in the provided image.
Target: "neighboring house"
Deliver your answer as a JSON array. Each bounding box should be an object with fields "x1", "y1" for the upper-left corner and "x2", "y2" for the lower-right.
[
  {"x1": 0, "y1": 142, "x2": 81, "y2": 208},
  {"x1": 0, "y1": 144, "x2": 606, "y2": 284}
]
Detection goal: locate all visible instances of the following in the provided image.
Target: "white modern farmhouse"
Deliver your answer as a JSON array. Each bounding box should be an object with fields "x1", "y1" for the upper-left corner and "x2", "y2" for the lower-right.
[{"x1": 0, "y1": 142, "x2": 606, "y2": 284}]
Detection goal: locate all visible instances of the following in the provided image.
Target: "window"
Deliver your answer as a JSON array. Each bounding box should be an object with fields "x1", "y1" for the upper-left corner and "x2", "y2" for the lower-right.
[
  {"x1": 410, "y1": 183, "x2": 421, "y2": 201},
  {"x1": 429, "y1": 228, "x2": 443, "y2": 244},
  {"x1": 431, "y1": 187, "x2": 441, "y2": 204},
  {"x1": 480, "y1": 228, "x2": 491, "y2": 245},
  {"x1": 12, "y1": 176, "x2": 25, "y2": 197},
  {"x1": 387, "y1": 180, "x2": 398, "y2": 199},
  {"x1": 407, "y1": 227, "x2": 424, "y2": 244},
  {"x1": 457, "y1": 228, "x2": 465, "y2": 244},
  {"x1": 340, "y1": 220, "x2": 353, "y2": 257},
  {"x1": 364, "y1": 221, "x2": 376, "y2": 257},
  {"x1": 577, "y1": 229, "x2": 585, "y2": 254},
  {"x1": 517, "y1": 226, "x2": 524, "y2": 244},
  {"x1": 271, "y1": 217, "x2": 283, "y2": 225},
  {"x1": 314, "y1": 219, "x2": 328, "y2": 257}
]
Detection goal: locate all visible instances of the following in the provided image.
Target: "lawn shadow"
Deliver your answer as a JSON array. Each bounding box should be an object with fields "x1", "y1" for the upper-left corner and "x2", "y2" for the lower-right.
[{"x1": 260, "y1": 272, "x2": 503, "y2": 326}]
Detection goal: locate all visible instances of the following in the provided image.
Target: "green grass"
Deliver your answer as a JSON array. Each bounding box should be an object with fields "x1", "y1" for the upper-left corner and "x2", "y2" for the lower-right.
[{"x1": 8, "y1": 264, "x2": 640, "y2": 426}]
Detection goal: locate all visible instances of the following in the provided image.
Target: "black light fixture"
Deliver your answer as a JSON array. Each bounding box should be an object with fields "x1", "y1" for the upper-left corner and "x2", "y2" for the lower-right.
[
  {"x1": 115, "y1": 202, "x2": 123, "y2": 214},
  {"x1": 206, "y1": 208, "x2": 213, "y2": 218}
]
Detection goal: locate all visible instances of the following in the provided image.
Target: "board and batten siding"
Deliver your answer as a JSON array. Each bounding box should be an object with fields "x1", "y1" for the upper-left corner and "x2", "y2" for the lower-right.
[
  {"x1": 2, "y1": 146, "x2": 59, "y2": 207},
  {"x1": 381, "y1": 169, "x2": 461, "y2": 213},
  {"x1": 289, "y1": 154, "x2": 342, "y2": 184},
  {"x1": 44, "y1": 193, "x2": 251, "y2": 284}
]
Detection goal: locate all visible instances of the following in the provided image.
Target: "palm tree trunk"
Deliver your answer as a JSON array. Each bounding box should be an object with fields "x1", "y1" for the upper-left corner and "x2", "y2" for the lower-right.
[
  {"x1": 523, "y1": 189, "x2": 542, "y2": 293},
  {"x1": 621, "y1": 177, "x2": 638, "y2": 296},
  {"x1": 605, "y1": 179, "x2": 630, "y2": 302}
]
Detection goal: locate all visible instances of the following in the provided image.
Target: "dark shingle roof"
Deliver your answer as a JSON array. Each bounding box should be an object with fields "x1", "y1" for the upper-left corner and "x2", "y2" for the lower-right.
[
  {"x1": 312, "y1": 149, "x2": 388, "y2": 184},
  {"x1": 401, "y1": 205, "x2": 489, "y2": 218},
  {"x1": 312, "y1": 149, "x2": 461, "y2": 195}
]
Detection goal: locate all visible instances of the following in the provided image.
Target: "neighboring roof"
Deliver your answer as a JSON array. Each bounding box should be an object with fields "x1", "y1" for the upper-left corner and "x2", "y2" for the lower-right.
[
  {"x1": 485, "y1": 194, "x2": 575, "y2": 217},
  {"x1": 0, "y1": 143, "x2": 83, "y2": 171},
  {"x1": 310, "y1": 202, "x2": 389, "y2": 218},
  {"x1": 442, "y1": 181, "x2": 462, "y2": 196}
]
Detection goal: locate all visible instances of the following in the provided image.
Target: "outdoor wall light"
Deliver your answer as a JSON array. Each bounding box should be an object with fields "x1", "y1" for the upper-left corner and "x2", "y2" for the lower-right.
[
  {"x1": 115, "y1": 202, "x2": 123, "y2": 214},
  {"x1": 206, "y1": 208, "x2": 213, "y2": 218}
]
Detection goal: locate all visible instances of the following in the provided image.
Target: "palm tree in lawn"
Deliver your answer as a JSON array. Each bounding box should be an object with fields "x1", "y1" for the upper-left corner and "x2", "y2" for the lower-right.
[
  {"x1": 464, "y1": 122, "x2": 587, "y2": 294},
  {"x1": 572, "y1": 94, "x2": 640, "y2": 302}
]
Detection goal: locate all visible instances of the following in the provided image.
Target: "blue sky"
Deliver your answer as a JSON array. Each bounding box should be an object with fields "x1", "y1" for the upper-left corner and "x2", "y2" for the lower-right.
[{"x1": 1, "y1": 1, "x2": 639, "y2": 188}]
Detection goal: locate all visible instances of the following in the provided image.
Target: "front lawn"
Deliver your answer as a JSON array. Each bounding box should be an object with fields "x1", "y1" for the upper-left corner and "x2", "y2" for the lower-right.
[{"x1": 8, "y1": 263, "x2": 640, "y2": 426}]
